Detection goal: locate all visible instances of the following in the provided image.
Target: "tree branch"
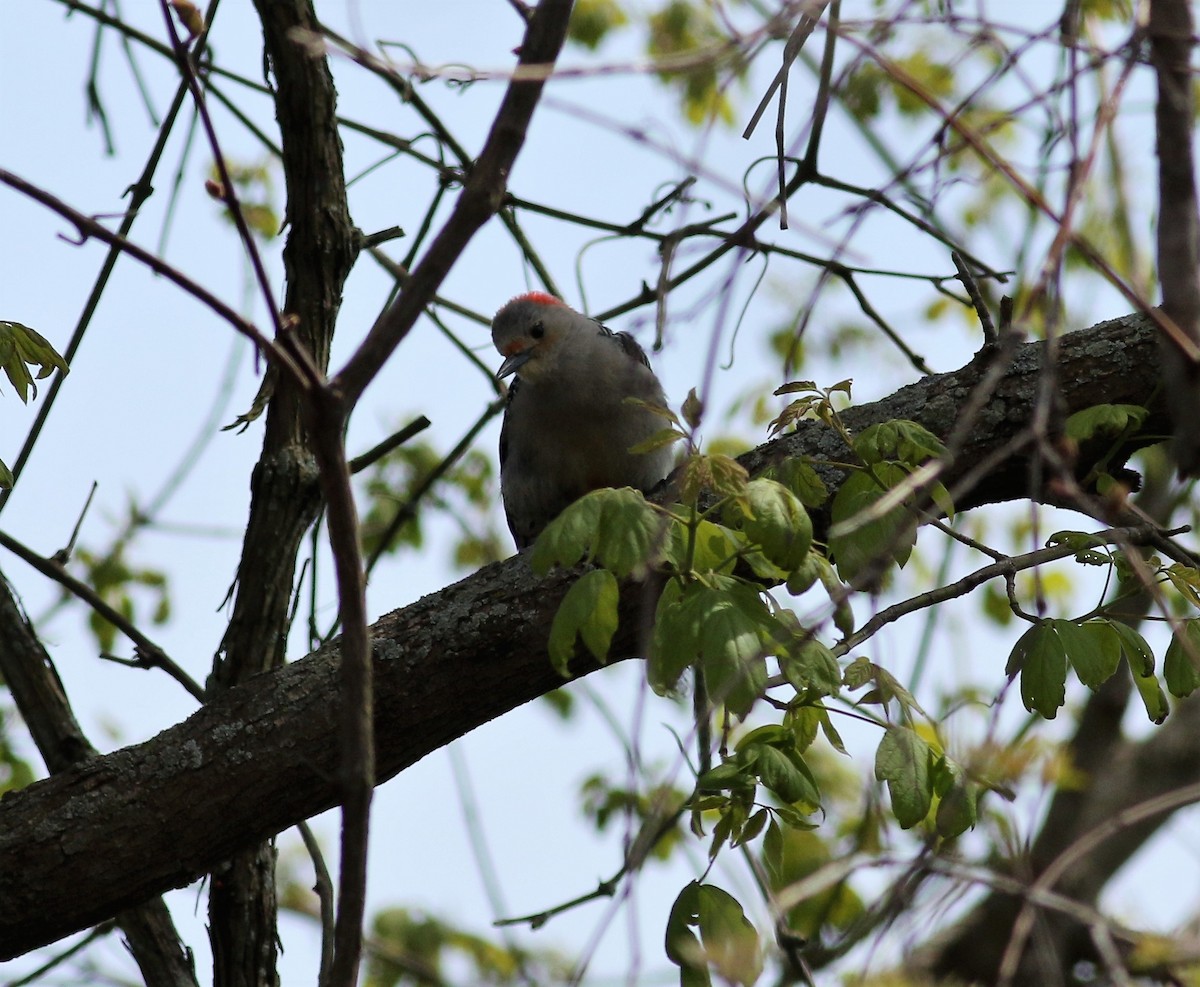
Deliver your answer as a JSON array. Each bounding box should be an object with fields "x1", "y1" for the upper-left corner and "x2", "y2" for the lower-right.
[
  {"x1": 207, "y1": 1, "x2": 358, "y2": 982},
  {"x1": 332, "y1": 0, "x2": 575, "y2": 407},
  {"x1": 0, "y1": 310, "x2": 1174, "y2": 960},
  {"x1": 1149, "y1": 0, "x2": 1200, "y2": 475},
  {"x1": 0, "y1": 572, "x2": 199, "y2": 985}
]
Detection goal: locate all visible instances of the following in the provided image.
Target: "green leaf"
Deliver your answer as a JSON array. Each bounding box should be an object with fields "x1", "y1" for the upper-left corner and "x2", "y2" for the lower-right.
[
  {"x1": 665, "y1": 882, "x2": 711, "y2": 987},
  {"x1": 1110, "y1": 621, "x2": 1155, "y2": 676},
  {"x1": 666, "y1": 882, "x2": 764, "y2": 986},
  {"x1": 751, "y1": 745, "x2": 820, "y2": 807},
  {"x1": 736, "y1": 807, "x2": 769, "y2": 847},
  {"x1": 928, "y1": 480, "x2": 956, "y2": 520},
  {"x1": 773, "y1": 380, "x2": 818, "y2": 396},
  {"x1": 649, "y1": 578, "x2": 694, "y2": 695},
  {"x1": 828, "y1": 464, "x2": 916, "y2": 583},
  {"x1": 1166, "y1": 564, "x2": 1200, "y2": 609},
  {"x1": 737, "y1": 544, "x2": 790, "y2": 582},
  {"x1": 818, "y1": 709, "x2": 847, "y2": 754},
  {"x1": 841, "y1": 655, "x2": 873, "y2": 690},
  {"x1": 935, "y1": 774, "x2": 978, "y2": 838},
  {"x1": 1164, "y1": 619, "x2": 1200, "y2": 698},
  {"x1": 0, "y1": 458, "x2": 13, "y2": 490},
  {"x1": 530, "y1": 487, "x2": 662, "y2": 578},
  {"x1": 1132, "y1": 667, "x2": 1169, "y2": 724},
  {"x1": 649, "y1": 575, "x2": 773, "y2": 719},
  {"x1": 734, "y1": 724, "x2": 792, "y2": 750},
  {"x1": 1063, "y1": 404, "x2": 1148, "y2": 442},
  {"x1": 762, "y1": 821, "x2": 863, "y2": 935},
  {"x1": 842, "y1": 62, "x2": 884, "y2": 120},
  {"x1": 708, "y1": 807, "x2": 736, "y2": 859},
  {"x1": 696, "y1": 885, "x2": 763, "y2": 987},
  {"x1": 696, "y1": 579, "x2": 773, "y2": 719},
  {"x1": 626, "y1": 396, "x2": 681, "y2": 426},
  {"x1": 680, "y1": 453, "x2": 749, "y2": 506},
  {"x1": 874, "y1": 726, "x2": 933, "y2": 828},
  {"x1": 892, "y1": 50, "x2": 955, "y2": 115},
  {"x1": 784, "y1": 553, "x2": 823, "y2": 595},
  {"x1": 733, "y1": 478, "x2": 813, "y2": 571},
  {"x1": 697, "y1": 761, "x2": 754, "y2": 792},
  {"x1": 852, "y1": 420, "x2": 946, "y2": 467},
  {"x1": 529, "y1": 490, "x2": 606, "y2": 574},
  {"x1": 1045, "y1": 529, "x2": 1111, "y2": 563},
  {"x1": 1062, "y1": 619, "x2": 1121, "y2": 689},
  {"x1": 0, "y1": 321, "x2": 68, "y2": 402},
  {"x1": 646, "y1": 0, "x2": 740, "y2": 126},
  {"x1": 763, "y1": 458, "x2": 828, "y2": 508},
  {"x1": 682, "y1": 387, "x2": 704, "y2": 429},
  {"x1": 547, "y1": 569, "x2": 619, "y2": 676},
  {"x1": 628, "y1": 426, "x2": 685, "y2": 455},
  {"x1": 568, "y1": 0, "x2": 628, "y2": 49},
  {"x1": 777, "y1": 631, "x2": 842, "y2": 698},
  {"x1": 595, "y1": 488, "x2": 666, "y2": 577},
  {"x1": 664, "y1": 516, "x2": 739, "y2": 574},
  {"x1": 842, "y1": 657, "x2": 924, "y2": 716},
  {"x1": 1006, "y1": 623, "x2": 1067, "y2": 718}
]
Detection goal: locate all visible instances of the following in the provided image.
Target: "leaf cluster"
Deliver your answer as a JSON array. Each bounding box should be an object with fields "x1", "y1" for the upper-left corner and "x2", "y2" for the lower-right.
[
  {"x1": 0, "y1": 321, "x2": 68, "y2": 488},
  {"x1": 527, "y1": 393, "x2": 997, "y2": 983}
]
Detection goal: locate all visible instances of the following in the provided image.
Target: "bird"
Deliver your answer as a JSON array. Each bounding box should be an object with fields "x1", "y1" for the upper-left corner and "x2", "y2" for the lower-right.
[{"x1": 491, "y1": 292, "x2": 675, "y2": 549}]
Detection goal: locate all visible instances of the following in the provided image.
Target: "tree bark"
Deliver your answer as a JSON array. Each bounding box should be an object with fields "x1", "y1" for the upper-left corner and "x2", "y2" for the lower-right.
[
  {"x1": 0, "y1": 311, "x2": 1175, "y2": 961},
  {"x1": 0, "y1": 575, "x2": 199, "y2": 986},
  {"x1": 1149, "y1": 0, "x2": 1200, "y2": 475},
  {"x1": 205, "y1": 1, "x2": 357, "y2": 983}
]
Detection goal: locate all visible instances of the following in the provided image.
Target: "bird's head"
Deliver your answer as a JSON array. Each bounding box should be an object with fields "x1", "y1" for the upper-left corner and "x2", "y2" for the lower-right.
[{"x1": 491, "y1": 292, "x2": 579, "y2": 381}]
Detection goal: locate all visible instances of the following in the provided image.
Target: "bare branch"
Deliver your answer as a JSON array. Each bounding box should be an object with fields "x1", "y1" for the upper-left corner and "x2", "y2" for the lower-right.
[
  {"x1": 332, "y1": 0, "x2": 576, "y2": 407},
  {"x1": 0, "y1": 573, "x2": 199, "y2": 985},
  {"x1": 0, "y1": 168, "x2": 300, "y2": 381},
  {"x1": 1149, "y1": 0, "x2": 1200, "y2": 475}
]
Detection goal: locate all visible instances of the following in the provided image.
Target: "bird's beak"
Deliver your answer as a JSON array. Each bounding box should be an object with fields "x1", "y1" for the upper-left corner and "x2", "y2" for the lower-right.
[{"x1": 496, "y1": 350, "x2": 532, "y2": 379}]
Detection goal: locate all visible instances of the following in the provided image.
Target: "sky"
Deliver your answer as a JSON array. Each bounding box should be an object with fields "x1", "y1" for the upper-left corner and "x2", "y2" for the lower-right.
[{"x1": 2, "y1": 2, "x2": 1199, "y2": 985}]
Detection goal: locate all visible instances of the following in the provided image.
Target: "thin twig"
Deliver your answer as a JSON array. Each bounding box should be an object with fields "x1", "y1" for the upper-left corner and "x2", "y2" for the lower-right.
[
  {"x1": 843, "y1": 30, "x2": 1199, "y2": 361},
  {"x1": 0, "y1": 528, "x2": 204, "y2": 701},
  {"x1": 0, "y1": 168, "x2": 299, "y2": 381},
  {"x1": 298, "y1": 820, "x2": 336, "y2": 987},
  {"x1": 951, "y1": 250, "x2": 997, "y2": 347},
  {"x1": 158, "y1": 0, "x2": 285, "y2": 341},
  {"x1": 0, "y1": 75, "x2": 190, "y2": 513},
  {"x1": 349, "y1": 416, "x2": 432, "y2": 474},
  {"x1": 303, "y1": 383, "x2": 373, "y2": 987},
  {"x1": 836, "y1": 523, "x2": 1171, "y2": 657},
  {"x1": 363, "y1": 399, "x2": 505, "y2": 580},
  {"x1": 52, "y1": 481, "x2": 98, "y2": 565},
  {"x1": 2, "y1": 922, "x2": 117, "y2": 986},
  {"x1": 742, "y1": 1, "x2": 831, "y2": 141},
  {"x1": 448, "y1": 745, "x2": 537, "y2": 985},
  {"x1": 999, "y1": 779, "x2": 1200, "y2": 986},
  {"x1": 331, "y1": 0, "x2": 576, "y2": 406}
]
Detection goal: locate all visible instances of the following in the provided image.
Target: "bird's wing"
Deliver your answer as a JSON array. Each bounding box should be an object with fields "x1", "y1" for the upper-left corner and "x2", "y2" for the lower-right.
[
  {"x1": 498, "y1": 376, "x2": 521, "y2": 471},
  {"x1": 598, "y1": 324, "x2": 654, "y2": 371}
]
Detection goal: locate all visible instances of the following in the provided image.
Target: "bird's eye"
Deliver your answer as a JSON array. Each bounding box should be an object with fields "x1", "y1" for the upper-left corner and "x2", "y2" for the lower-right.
[{"x1": 530, "y1": 322, "x2": 545, "y2": 340}]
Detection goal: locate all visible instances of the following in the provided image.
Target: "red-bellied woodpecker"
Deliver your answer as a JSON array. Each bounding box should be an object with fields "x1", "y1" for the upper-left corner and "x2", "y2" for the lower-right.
[{"x1": 492, "y1": 292, "x2": 674, "y2": 549}]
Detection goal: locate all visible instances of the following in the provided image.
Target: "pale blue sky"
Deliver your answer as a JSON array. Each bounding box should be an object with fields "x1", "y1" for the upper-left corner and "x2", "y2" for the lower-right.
[{"x1": 2, "y1": 3, "x2": 1195, "y2": 984}]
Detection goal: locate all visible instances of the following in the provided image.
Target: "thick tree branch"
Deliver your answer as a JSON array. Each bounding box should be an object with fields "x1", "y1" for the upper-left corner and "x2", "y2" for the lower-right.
[
  {"x1": 0, "y1": 311, "x2": 1174, "y2": 960},
  {"x1": 1149, "y1": 0, "x2": 1200, "y2": 475},
  {"x1": 208, "y1": 1, "x2": 357, "y2": 983},
  {"x1": 0, "y1": 573, "x2": 198, "y2": 986}
]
